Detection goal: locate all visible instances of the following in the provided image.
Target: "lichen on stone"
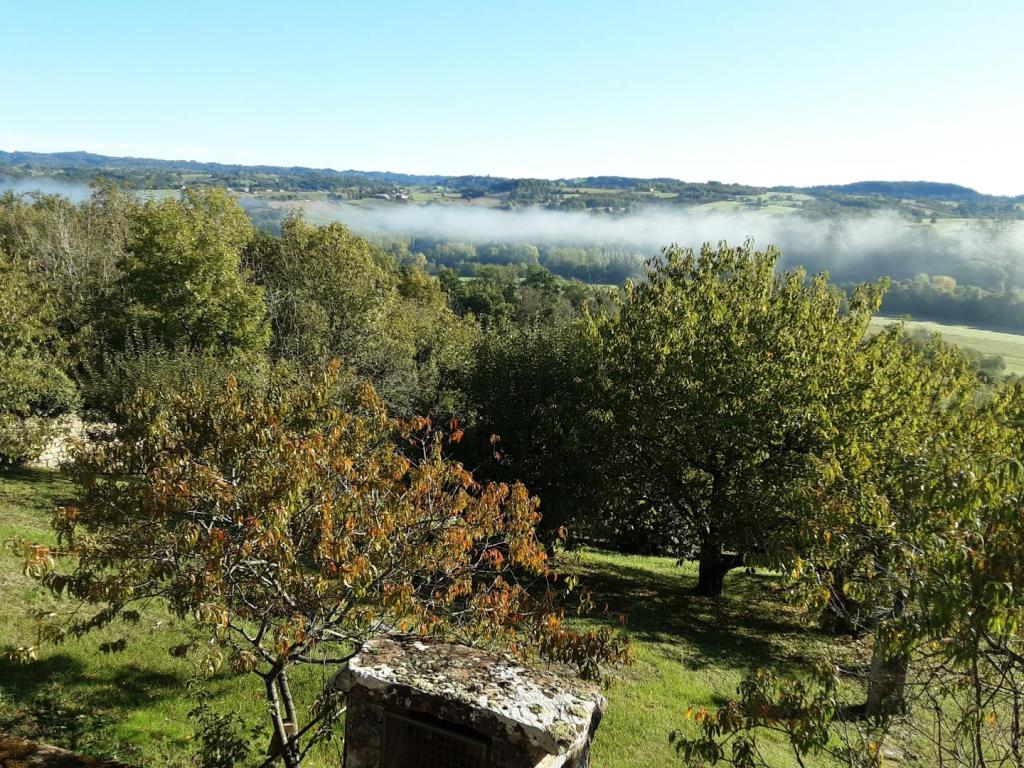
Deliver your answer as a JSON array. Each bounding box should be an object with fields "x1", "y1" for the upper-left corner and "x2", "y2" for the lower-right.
[{"x1": 334, "y1": 635, "x2": 606, "y2": 757}]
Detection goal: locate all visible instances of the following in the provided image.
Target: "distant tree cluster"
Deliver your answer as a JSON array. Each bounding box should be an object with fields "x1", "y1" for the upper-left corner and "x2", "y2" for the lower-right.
[
  {"x1": 879, "y1": 273, "x2": 1024, "y2": 332},
  {"x1": 407, "y1": 236, "x2": 645, "y2": 284},
  {"x1": 10, "y1": 149, "x2": 1021, "y2": 221},
  {"x1": 0, "y1": 186, "x2": 485, "y2": 430}
]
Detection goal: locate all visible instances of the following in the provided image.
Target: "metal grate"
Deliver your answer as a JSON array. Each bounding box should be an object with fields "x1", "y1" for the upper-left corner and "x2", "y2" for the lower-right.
[{"x1": 383, "y1": 712, "x2": 490, "y2": 768}]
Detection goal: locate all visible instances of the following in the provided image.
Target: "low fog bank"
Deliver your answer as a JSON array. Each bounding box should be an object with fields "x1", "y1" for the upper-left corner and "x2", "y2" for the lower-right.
[
  {"x1": 311, "y1": 201, "x2": 1024, "y2": 288},
  {"x1": 3, "y1": 175, "x2": 1021, "y2": 289}
]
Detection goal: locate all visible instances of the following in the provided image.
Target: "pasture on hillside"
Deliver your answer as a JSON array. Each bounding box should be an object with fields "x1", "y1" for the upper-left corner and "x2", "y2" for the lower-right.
[{"x1": 870, "y1": 316, "x2": 1024, "y2": 376}]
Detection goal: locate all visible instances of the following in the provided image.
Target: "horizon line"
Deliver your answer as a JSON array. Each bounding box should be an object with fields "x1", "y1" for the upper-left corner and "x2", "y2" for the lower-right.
[{"x1": 2, "y1": 147, "x2": 1021, "y2": 199}]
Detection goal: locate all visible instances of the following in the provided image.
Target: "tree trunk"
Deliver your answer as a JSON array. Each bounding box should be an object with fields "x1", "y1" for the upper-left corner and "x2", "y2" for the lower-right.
[
  {"x1": 1011, "y1": 683, "x2": 1022, "y2": 768},
  {"x1": 819, "y1": 570, "x2": 870, "y2": 636},
  {"x1": 265, "y1": 673, "x2": 301, "y2": 768},
  {"x1": 865, "y1": 635, "x2": 909, "y2": 718},
  {"x1": 277, "y1": 670, "x2": 300, "y2": 764},
  {"x1": 695, "y1": 540, "x2": 743, "y2": 597},
  {"x1": 865, "y1": 594, "x2": 909, "y2": 718}
]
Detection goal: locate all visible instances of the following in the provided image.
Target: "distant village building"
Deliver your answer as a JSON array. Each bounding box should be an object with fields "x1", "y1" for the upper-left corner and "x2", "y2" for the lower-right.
[
  {"x1": 335, "y1": 636, "x2": 605, "y2": 768},
  {"x1": 369, "y1": 189, "x2": 410, "y2": 201}
]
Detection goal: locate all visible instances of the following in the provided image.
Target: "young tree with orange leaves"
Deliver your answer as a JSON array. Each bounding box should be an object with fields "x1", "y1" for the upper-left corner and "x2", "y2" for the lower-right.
[{"x1": 15, "y1": 362, "x2": 627, "y2": 767}]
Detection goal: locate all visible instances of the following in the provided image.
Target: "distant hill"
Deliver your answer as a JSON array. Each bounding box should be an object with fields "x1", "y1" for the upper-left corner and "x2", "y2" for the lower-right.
[
  {"x1": 806, "y1": 181, "x2": 1007, "y2": 202},
  {"x1": 0, "y1": 149, "x2": 449, "y2": 186},
  {"x1": 1, "y1": 149, "x2": 1022, "y2": 214}
]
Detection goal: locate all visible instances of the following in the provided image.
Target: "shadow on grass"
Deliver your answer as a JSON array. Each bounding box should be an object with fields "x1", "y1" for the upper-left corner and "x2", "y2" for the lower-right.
[
  {"x1": 2, "y1": 465, "x2": 60, "y2": 479},
  {"x1": 0, "y1": 465, "x2": 72, "y2": 488},
  {"x1": 0, "y1": 466, "x2": 74, "y2": 517},
  {"x1": 571, "y1": 554, "x2": 831, "y2": 673},
  {"x1": 0, "y1": 653, "x2": 184, "y2": 751}
]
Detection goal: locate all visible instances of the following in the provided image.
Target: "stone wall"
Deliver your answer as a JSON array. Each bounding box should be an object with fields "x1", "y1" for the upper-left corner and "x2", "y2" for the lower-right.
[{"x1": 27, "y1": 417, "x2": 97, "y2": 470}]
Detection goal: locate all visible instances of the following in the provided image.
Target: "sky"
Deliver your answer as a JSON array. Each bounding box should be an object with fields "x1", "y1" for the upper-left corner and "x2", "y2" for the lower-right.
[{"x1": 2, "y1": 1, "x2": 1023, "y2": 194}]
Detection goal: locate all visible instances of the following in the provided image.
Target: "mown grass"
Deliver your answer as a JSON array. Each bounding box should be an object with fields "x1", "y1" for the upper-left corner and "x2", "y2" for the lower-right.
[
  {"x1": 1, "y1": 468, "x2": 864, "y2": 767},
  {"x1": 571, "y1": 551, "x2": 865, "y2": 768},
  {"x1": 0, "y1": 468, "x2": 343, "y2": 767},
  {"x1": 871, "y1": 316, "x2": 1024, "y2": 376}
]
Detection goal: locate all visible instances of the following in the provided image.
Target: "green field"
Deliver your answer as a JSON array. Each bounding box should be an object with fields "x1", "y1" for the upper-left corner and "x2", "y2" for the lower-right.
[
  {"x1": 0, "y1": 468, "x2": 865, "y2": 768},
  {"x1": 871, "y1": 315, "x2": 1024, "y2": 376}
]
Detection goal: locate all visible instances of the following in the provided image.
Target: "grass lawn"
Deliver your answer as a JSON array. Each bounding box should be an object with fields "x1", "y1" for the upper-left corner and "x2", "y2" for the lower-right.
[
  {"x1": 1, "y1": 468, "x2": 866, "y2": 767},
  {"x1": 574, "y1": 551, "x2": 865, "y2": 768},
  {"x1": 0, "y1": 468, "x2": 343, "y2": 768}
]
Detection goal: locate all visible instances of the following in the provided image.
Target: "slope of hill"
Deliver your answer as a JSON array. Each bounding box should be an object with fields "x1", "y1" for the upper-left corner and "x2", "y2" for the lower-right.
[
  {"x1": 808, "y1": 180, "x2": 1021, "y2": 201},
  {"x1": 2, "y1": 149, "x2": 1022, "y2": 218}
]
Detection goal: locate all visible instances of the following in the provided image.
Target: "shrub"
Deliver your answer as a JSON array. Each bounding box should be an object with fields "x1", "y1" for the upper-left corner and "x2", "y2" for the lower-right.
[{"x1": 78, "y1": 340, "x2": 269, "y2": 422}]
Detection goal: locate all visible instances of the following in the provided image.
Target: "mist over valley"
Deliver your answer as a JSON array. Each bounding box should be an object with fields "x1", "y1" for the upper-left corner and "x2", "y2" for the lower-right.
[
  {"x1": 4, "y1": 153, "x2": 1022, "y2": 294},
  {"x1": 266, "y1": 195, "x2": 1024, "y2": 289}
]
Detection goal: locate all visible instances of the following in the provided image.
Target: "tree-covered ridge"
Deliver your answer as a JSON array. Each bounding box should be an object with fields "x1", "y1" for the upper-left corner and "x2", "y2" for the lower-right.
[
  {"x1": 7, "y1": 151, "x2": 1024, "y2": 336},
  {"x1": 3, "y1": 149, "x2": 1022, "y2": 217}
]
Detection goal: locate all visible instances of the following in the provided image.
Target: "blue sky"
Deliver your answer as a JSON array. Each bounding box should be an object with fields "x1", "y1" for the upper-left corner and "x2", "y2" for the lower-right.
[{"x1": 2, "y1": 1, "x2": 1022, "y2": 193}]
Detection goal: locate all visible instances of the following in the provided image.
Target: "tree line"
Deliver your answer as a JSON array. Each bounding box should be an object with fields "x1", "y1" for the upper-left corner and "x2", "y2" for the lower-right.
[
  {"x1": 385, "y1": 235, "x2": 1024, "y2": 332},
  {"x1": 3, "y1": 185, "x2": 1024, "y2": 766},
  {"x1": 878, "y1": 273, "x2": 1024, "y2": 332}
]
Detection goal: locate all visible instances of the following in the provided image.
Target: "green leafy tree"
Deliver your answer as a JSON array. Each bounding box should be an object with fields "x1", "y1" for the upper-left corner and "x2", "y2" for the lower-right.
[
  {"x1": 598, "y1": 242, "x2": 884, "y2": 595},
  {"x1": 78, "y1": 342, "x2": 271, "y2": 422},
  {"x1": 15, "y1": 362, "x2": 627, "y2": 766},
  {"x1": 463, "y1": 318, "x2": 606, "y2": 538},
  {"x1": 673, "y1": 348, "x2": 1024, "y2": 768},
  {"x1": 0, "y1": 254, "x2": 78, "y2": 464},
  {"x1": 380, "y1": 264, "x2": 479, "y2": 417},
  {"x1": 246, "y1": 214, "x2": 394, "y2": 367},
  {"x1": 101, "y1": 187, "x2": 268, "y2": 355},
  {"x1": 789, "y1": 328, "x2": 979, "y2": 713},
  {"x1": 0, "y1": 183, "x2": 133, "y2": 370},
  {"x1": 439, "y1": 265, "x2": 518, "y2": 322},
  {"x1": 248, "y1": 216, "x2": 477, "y2": 416}
]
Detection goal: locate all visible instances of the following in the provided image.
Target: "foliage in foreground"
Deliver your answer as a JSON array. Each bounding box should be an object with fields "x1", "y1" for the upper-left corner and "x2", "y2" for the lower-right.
[
  {"x1": 673, "y1": 381, "x2": 1024, "y2": 768},
  {"x1": 12, "y1": 362, "x2": 628, "y2": 766},
  {"x1": 0, "y1": 474, "x2": 835, "y2": 768}
]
